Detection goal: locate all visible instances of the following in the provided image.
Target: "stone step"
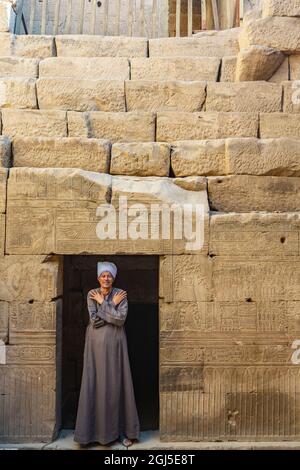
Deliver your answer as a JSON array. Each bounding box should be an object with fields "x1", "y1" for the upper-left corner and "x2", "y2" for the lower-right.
[
  {"x1": 171, "y1": 137, "x2": 300, "y2": 177},
  {"x1": 156, "y1": 111, "x2": 259, "y2": 141},
  {"x1": 11, "y1": 136, "x2": 110, "y2": 173},
  {"x1": 0, "y1": 78, "x2": 37, "y2": 108},
  {"x1": 260, "y1": 112, "x2": 300, "y2": 138},
  {"x1": 68, "y1": 111, "x2": 156, "y2": 143},
  {"x1": 55, "y1": 34, "x2": 148, "y2": 58},
  {"x1": 39, "y1": 57, "x2": 130, "y2": 80},
  {"x1": 0, "y1": 33, "x2": 55, "y2": 58},
  {"x1": 130, "y1": 57, "x2": 220, "y2": 82},
  {"x1": 125, "y1": 80, "x2": 206, "y2": 112},
  {"x1": 206, "y1": 81, "x2": 283, "y2": 113},
  {"x1": 0, "y1": 56, "x2": 39, "y2": 78},
  {"x1": 220, "y1": 55, "x2": 289, "y2": 83},
  {"x1": 149, "y1": 28, "x2": 241, "y2": 58}
]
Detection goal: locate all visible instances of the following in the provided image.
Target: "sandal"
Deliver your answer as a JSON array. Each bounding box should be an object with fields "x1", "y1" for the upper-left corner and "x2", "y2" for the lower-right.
[{"x1": 119, "y1": 434, "x2": 133, "y2": 447}]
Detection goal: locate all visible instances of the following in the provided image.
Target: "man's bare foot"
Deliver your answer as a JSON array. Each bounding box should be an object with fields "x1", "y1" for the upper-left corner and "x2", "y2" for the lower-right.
[{"x1": 119, "y1": 434, "x2": 133, "y2": 447}]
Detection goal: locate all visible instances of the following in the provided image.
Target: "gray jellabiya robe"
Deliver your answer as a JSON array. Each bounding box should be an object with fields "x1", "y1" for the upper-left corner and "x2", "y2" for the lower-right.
[{"x1": 74, "y1": 286, "x2": 140, "y2": 445}]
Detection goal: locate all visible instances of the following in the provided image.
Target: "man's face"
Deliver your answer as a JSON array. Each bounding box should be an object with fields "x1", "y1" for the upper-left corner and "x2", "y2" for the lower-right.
[{"x1": 98, "y1": 271, "x2": 114, "y2": 289}]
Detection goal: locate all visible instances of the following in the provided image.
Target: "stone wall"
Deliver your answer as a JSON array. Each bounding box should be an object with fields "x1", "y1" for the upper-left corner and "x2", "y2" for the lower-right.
[{"x1": 0, "y1": 0, "x2": 300, "y2": 443}]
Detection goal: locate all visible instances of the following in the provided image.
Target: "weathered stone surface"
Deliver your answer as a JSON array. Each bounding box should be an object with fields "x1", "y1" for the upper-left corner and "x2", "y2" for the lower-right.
[
  {"x1": 0, "y1": 365, "x2": 57, "y2": 442},
  {"x1": 36, "y1": 78, "x2": 125, "y2": 112},
  {"x1": 55, "y1": 35, "x2": 148, "y2": 57},
  {"x1": 0, "y1": 213, "x2": 4, "y2": 256},
  {"x1": 208, "y1": 175, "x2": 300, "y2": 212},
  {"x1": 1, "y1": 109, "x2": 67, "y2": 138},
  {"x1": 220, "y1": 56, "x2": 237, "y2": 82},
  {"x1": 125, "y1": 80, "x2": 206, "y2": 112},
  {"x1": 173, "y1": 176, "x2": 207, "y2": 192},
  {"x1": 206, "y1": 82, "x2": 282, "y2": 112},
  {"x1": 8, "y1": 300, "x2": 61, "y2": 345},
  {"x1": 262, "y1": 0, "x2": 300, "y2": 17},
  {"x1": 290, "y1": 54, "x2": 300, "y2": 80},
  {"x1": 150, "y1": 28, "x2": 240, "y2": 57},
  {"x1": 235, "y1": 46, "x2": 285, "y2": 81},
  {"x1": 157, "y1": 112, "x2": 259, "y2": 141},
  {"x1": 0, "y1": 254, "x2": 62, "y2": 301},
  {"x1": 0, "y1": 135, "x2": 11, "y2": 167},
  {"x1": 0, "y1": 167, "x2": 8, "y2": 213},
  {"x1": 159, "y1": 255, "x2": 212, "y2": 302},
  {"x1": 210, "y1": 212, "x2": 300, "y2": 258},
  {"x1": 68, "y1": 111, "x2": 155, "y2": 142},
  {"x1": 239, "y1": 17, "x2": 300, "y2": 54},
  {"x1": 0, "y1": 2, "x2": 15, "y2": 32},
  {"x1": 111, "y1": 142, "x2": 170, "y2": 176},
  {"x1": 268, "y1": 56, "x2": 289, "y2": 82},
  {"x1": 130, "y1": 57, "x2": 220, "y2": 81},
  {"x1": 260, "y1": 112, "x2": 300, "y2": 138},
  {"x1": 0, "y1": 78, "x2": 37, "y2": 108},
  {"x1": 226, "y1": 137, "x2": 300, "y2": 176},
  {"x1": 212, "y1": 257, "x2": 300, "y2": 301},
  {"x1": 0, "y1": 301, "x2": 8, "y2": 343},
  {"x1": 6, "y1": 168, "x2": 208, "y2": 255},
  {"x1": 39, "y1": 57, "x2": 130, "y2": 80},
  {"x1": 0, "y1": 57, "x2": 39, "y2": 78},
  {"x1": 12, "y1": 137, "x2": 110, "y2": 173},
  {"x1": 171, "y1": 140, "x2": 225, "y2": 176},
  {"x1": 283, "y1": 81, "x2": 300, "y2": 113},
  {"x1": 0, "y1": 33, "x2": 55, "y2": 57}
]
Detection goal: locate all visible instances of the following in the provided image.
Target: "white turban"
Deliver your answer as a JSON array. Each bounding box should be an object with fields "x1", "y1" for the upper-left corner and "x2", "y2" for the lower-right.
[{"x1": 97, "y1": 261, "x2": 117, "y2": 279}]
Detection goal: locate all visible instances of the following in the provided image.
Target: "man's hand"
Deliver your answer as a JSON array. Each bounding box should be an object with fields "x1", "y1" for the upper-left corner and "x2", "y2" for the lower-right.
[
  {"x1": 91, "y1": 317, "x2": 106, "y2": 329},
  {"x1": 90, "y1": 290, "x2": 105, "y2": 305},
  {"x1": 112, "y1": 290, "x2": 127, "y2": 306}
]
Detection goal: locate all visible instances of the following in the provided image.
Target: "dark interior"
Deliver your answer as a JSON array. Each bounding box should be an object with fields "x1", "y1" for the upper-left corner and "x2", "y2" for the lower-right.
[{"x1": 62, "y1": 255, "x2": 159, "y2": 432}]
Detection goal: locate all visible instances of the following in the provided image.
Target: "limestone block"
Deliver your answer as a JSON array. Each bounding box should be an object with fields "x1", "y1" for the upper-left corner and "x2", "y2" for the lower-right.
[
  {"x1": 208, "y1": 175, "x2": 300, "y2": 212},
  {"x1": 220, "y1": 56, "x2": 237, "y2": 82},
  {"x1": 226, "y1": 137, "x2": 300, "y2": 176},
  {"x1": 235, "y1": 46, "x2": 285, "y2": 82},
  {"x1": 290, "y1": 54, "x2": 300, "y2": 80},
  {"x1": 268, "y1": 56, "x2": 289, "y2": 82},
  {"x1": 1, "y1": 109, "x2": 67, "y2": 138},
  {"x1": 283, "y1": 81, "x2": 300, "y2": 113},
  {"x1": 55, "y1": 35, "x2": 148, "y2": 57},
  {"x1": 0, "y1": 135, "x2": 11, "y2": 167},
  {"x1": 0, "y1": 57, "x2": 39, "y2": 78},
  {"x1": 125, "y1": 80, "x2": 206, "y2": 112},
  {"x1": 0, "y1": 254, "x2": 63, "y2": 301},
  {"x1": 150, "y1": 28, "x2": 240, "y2": 58},
  {"x1": 6, "y1": 168, "x2": 208, "y2": 255},
  {"x1": 159, "y1": 255, "x2": 213, "y2": 302},
  {"x1": 36, "y1": 78, "x2": 125, "y2": 112},
  {"x1": 0, "y1": 33, "x2": 55, "y2": 57},
  {"x1": 156, "y1": 112, "x2": 259, "y2": 142},
  {"x1": 171, "y1": 140, "x2": 225, "y2": 176},
  {"x1": 0, "y1": 213, "x2": 4, "y2": 255},
  {"x1": 0, "y1": 365, "x2": 57, "y2": 442},
  {"x1": 12, "y1": 137, "x2": 110, "y2": 173},
  {"x1": 8, "y1": 299, "x2": 62, "y2": 345},
  {"x1": 68, "y1": 111, "x2": 155, "y2": 142},
  {"x1": 0, "y1": 1, "x2": 15, "y2": 32},
  {"x1": 210, "y1": 212, "x2": 300, "y2": 258},
  {"x1": 212, "y1": 257, "x2": 300, "y2": 301},
  {"x1": 39, "y1": 57, "x2": 130, "y2": 80},
  {"x1": 206, "y1": 82, "x2": 282, "y2": 112},
  {"x1": 0, "y1": 167, "x2": 8, "y2": 213},
  {"x1": 130, "y1": 57, "x2": 220, "y2": 81},
  {"x1": 239, "y1": 17, "x2": 300, "y2": 54},
  {"x1": 0, "y1": 78, "x2": 37, "y2": 108},
  {"x1": 260, "y1": 112, "x2": 300, "y2": 138},
  {"x1": 111, "y1": 142, "x2": 170, "y2": 176},
  {"x1": 6, "y1": 168, "x2": 112, "y2": 254},
  {"x1": 262, "y1": 0, "x2": 300, "y2": 17},
  {"x1": 173, "y1": 176, "x2": 207, "y2": 192},
  {"x1": 0, "y1": 301, "x2": 8, "y2": 343}
]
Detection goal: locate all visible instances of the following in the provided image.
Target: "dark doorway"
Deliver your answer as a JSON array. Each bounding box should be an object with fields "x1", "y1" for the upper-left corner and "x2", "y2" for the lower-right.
[{"x1": 62, "y1": 255, "x2": 159, "y2": 432}]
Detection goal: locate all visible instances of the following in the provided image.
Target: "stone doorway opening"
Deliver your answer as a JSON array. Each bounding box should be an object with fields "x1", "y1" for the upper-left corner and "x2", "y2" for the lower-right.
[{"x1": 61, "y1": 254, "x2": 159, "y2": 433}]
